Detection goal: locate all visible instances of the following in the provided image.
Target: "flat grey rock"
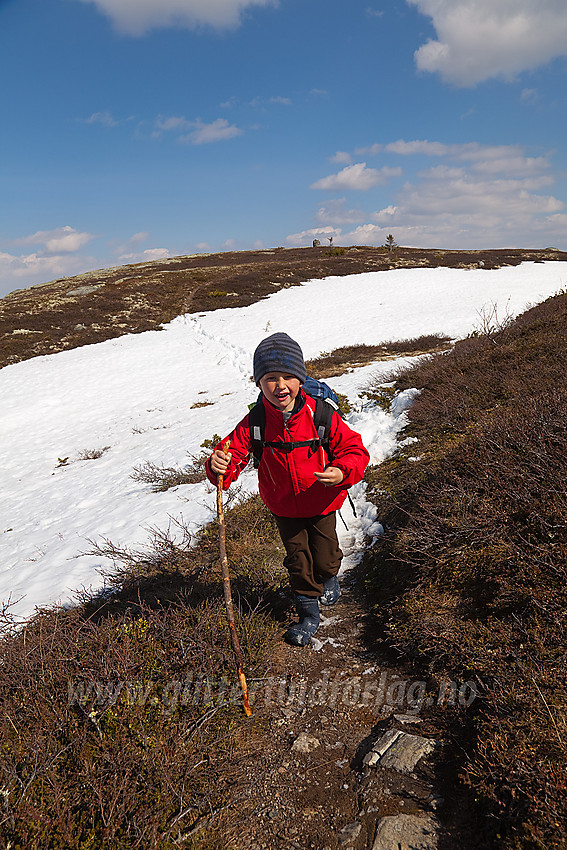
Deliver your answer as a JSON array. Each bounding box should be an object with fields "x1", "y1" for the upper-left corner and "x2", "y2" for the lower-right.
[
  {"x1": 394, "y1": 713, "x2": 423, "y2": 724},
  {"x1": 291, "y1": 732, "x2": 320, "y2": 753},
  {"x1": 364, "y1": 730, "x2": 436, "y2": 773},
  {"x1": 379, "y1": 733, "x2": 436, "y2": 773},
  {"x1": 66, "y1": 284, "x2": 104, "y2": 296},
  {"x1": 363, "y1": 729, "x2": 403, "y2": 766},
  {"x1": 372, "y1": 814, "x2": 439, "y2": 849},
  {"x1": 338, "y1": 822, "x2": 362, "y2": 846}
]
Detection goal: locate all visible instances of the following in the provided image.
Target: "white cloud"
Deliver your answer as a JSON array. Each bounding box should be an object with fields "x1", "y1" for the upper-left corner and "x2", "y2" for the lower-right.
[
  {"x1": 354, "y1": 143, "x2": 383, "y2": 156},
  {"x1": 0, "y1": 227, "x2": 99, "y2": 296},
  {"x1": 407, "y1": 0, "x2": 567, "y2": 86},
  {"x1": 0, "y1": 228, "x2": 172, "y2": 297},
  {"x1": 155, "y1": 115, "x2": 193, "y2": 132},
  {"x1": 293, "y1": 140, "x2": 566, "y2": 249},
  {"x1": 118, "y1": 248, "x2": 170, "y2": 262},
  {"x1": 468, "y1": 155, "x2": 551, "y2": 177},
  {"x1": 152, "y1": 115, "x2": 242, "y2": 144},
  {"x1": 179, "y1": 118, "x2": 243, "y2": 144},
  {"x1": 398, "y1": 167, "x2": 562, "y2": 218},
  {"x1": 371, "y1": 205, "x2": 399, "y2": 223},
  {"x1": 385, "y1": 139, "x2": 449, "y2": 156},
  {"x1": 285, "y1": 226, "x2": 339, "y2": 247},
  {"x1": 0, "y1": 251, "x2": 96, "y2": 297},
  {"x1": 112, "y1": 232, "x2": 170, "y2": 263},
  {"x1": 521, "y1": 88, "x2": 539, "y2": 103},
  {"x1": 355, "y1": 164, "x2": 565, "y2": 247},
  {"x1": 315, "y1": 199, "x2": 367, "y2": 225},
  {"x1": 73, "y1": 0, "x2": 277, "y2": 36},
  {"x1": 15, "y1": 226, "x2": 95, "y2": 254},
  {"x1": 128, "y1": 231, "x2": 150, "y2": 246},
  {"x1": 84, "y1": 111, "x2": 120, "y2": 126},
  {"x1": 111, "y1": 231, "x2": 150, "y2": 256},
  {"x1": 384, "y1": 139, "x2": 553, "y2": 178},
  {"x1": 311, "y1": 162, "x2": 402, "y2": 191},
  {"x1": 249, "y1": 95, "x2": 292, "y2": 108},
  {"x1": 329, "y1": 151, "x2": 353, "y2": 164}
]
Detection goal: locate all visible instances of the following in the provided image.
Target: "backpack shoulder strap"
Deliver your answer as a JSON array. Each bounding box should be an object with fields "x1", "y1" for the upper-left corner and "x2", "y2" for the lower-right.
[
  {"x1": 248, "y1": 400, "x2": 266, "y2": 469},
  {"x1": 249, "y1": 395, "x2": 338, "y2": 469},
  {"x1": 313, "y1": 397, "x2": 338, "y2": 459}
]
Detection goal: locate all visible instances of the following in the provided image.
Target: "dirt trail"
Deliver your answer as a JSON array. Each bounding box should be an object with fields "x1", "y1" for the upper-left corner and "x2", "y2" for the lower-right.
[{"x1": 223, "y1": 567, "x2": 479, "y2": 850}]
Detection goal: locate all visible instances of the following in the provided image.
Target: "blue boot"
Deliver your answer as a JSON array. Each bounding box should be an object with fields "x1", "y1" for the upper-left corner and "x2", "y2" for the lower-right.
[
  {"x1": 284, "y1": 594, "x2": 320, "y2": 646},
  {"x1": 320, "y1": 575, "x2": 340, "y2": 606}
]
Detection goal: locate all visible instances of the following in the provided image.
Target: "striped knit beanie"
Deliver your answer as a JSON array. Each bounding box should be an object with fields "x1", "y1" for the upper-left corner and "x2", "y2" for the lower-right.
[{"x1": 253, "y1": 333, "x2": 307, "y2": 385}]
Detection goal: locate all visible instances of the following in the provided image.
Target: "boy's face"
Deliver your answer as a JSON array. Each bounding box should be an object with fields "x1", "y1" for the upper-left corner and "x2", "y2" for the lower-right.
[{"x1": 259, "y1": 372, "x2": 301, "y2": 412}]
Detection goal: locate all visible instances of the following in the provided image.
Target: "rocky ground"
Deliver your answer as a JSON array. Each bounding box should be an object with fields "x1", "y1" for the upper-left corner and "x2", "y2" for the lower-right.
[{"x1": 218, "y1": 567, "x2": 481, "y2": 850}]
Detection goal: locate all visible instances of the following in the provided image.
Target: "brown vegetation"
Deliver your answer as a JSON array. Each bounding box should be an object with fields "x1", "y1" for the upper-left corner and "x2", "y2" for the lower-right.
[
  {"x1": 362, "y1": 289, "x2": 567, "y2": 848},
  {"x1": 305, "y1": 334, "x2": 451, "y2": 379},
  {"x1": 2, "y1": 246, "x2": 565, "y2": 369},
  {"x1": 130, "y1": 438, "x2": 220, "y2": 492},
  {"x1": 3, "y1": 247, "x2": 567, "y2": 847},
  {"x1": 0, "y1": 495, "x2": 288, "y2": 848}
]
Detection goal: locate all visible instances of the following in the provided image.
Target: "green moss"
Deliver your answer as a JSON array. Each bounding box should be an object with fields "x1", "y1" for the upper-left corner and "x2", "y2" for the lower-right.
[
  {"x1": 359, "y1": 385, "x2": 397, "y2": 411},
  {"x1": 334, "y1": 391, "x2": 352, "y2": 416}
]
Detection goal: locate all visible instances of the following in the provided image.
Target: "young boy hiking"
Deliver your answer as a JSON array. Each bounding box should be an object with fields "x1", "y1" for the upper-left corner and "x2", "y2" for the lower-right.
[{"x1": 206, "y1": 333, "x2": 370, "y2": 647}]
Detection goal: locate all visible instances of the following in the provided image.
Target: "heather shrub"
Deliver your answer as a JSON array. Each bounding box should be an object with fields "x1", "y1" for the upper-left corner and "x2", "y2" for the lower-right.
[
  {"x1": 306, "y1": 335, "x2": 451, "y2": 380},
  {"x1": 131, "y1": 458, "x2": 207, "y2": 491},
  {"x1": 0, "y1": 495, "x2": 287, "y2": 848},
  {"x1": 131, "y1": 436, "x2": 223, "y2": 492},
  {"x1": 363, "y1": 290, "x2": 567, "y2": 848}
]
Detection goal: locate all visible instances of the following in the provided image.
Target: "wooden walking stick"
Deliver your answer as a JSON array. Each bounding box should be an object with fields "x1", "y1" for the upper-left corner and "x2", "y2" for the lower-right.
[{"x1": 216, "y1": 440, "x2": 252, "y2": 717}]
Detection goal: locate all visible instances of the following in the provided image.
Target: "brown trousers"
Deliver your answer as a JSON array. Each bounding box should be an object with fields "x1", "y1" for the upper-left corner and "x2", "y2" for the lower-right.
[{"x1": 273, "y1": 512, "x2": 343, "y2": 598}]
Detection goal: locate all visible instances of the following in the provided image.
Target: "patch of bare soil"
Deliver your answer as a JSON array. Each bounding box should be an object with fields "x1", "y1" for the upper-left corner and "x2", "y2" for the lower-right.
[
  {"x1": 214, "y1": 568, "x2": 482, "y2": 850},
  {"x1": 1, "y1": 246, "x2": 564, "y2": 369}
]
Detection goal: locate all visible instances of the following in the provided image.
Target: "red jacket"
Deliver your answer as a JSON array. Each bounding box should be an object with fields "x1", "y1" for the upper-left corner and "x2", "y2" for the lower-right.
[{"x1": 205, "y1": 392, "x2": 370, "y2": 518}]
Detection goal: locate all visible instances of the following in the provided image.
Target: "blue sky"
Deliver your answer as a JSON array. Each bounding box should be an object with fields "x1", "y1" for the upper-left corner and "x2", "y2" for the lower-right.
[{"x1": 1, "y1": 0, "x2": 566, "y2": 297}]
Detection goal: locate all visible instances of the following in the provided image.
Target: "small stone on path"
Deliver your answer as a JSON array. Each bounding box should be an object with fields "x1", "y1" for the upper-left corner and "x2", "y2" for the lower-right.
[
  {"x1": 363, "y1": 729, "x2": 403, "y2": 766},
  {"x1": 291, "y1": 732, "x2": 321, "y2": 753},
  {"x1": 338, "y1": 822, "x2": 362, "y2": 846},
  {"x1": 394, "y1": 713, "x2": 423, "y2": 724},
  {"x1": 379, "y1": 733, "x2": 436, "y2": 773},
  {"x1": 372, "y1": 814, "x2": 439, "y2": 850},
  {"x1": 363, "y1": 730, "x2": 436, "y2": 773}
]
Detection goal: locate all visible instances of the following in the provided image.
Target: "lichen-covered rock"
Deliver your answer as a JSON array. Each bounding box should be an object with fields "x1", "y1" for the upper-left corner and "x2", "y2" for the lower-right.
[
  {"x1": 363, "y1": 730, "x2": 436, "y2": 773},
  {"x1": 372, "y1": 814, "x2": 439, "y2": 849},
  {"x1": 291, "y1": 732, "x2": 320, "y2": 753}
]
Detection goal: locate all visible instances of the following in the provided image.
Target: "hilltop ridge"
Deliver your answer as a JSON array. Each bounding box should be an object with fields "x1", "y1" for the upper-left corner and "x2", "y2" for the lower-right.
[{"x1": 1, "y1": 245, "x2": 565, "y2": 369}]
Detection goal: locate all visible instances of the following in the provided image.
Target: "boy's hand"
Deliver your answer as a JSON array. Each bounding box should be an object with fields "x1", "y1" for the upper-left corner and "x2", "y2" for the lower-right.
[
  {"x1": 210, "y1": 449, "x2": 232, "y2": 476},
  {"x1": 314, "y1": 466, "x2": 344, "y2": 487}
]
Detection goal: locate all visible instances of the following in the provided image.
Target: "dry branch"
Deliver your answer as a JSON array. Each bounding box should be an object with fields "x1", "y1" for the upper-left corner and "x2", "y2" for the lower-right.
[{"x1": 216, "y1": 440, "x2": 252, "y2": 717}]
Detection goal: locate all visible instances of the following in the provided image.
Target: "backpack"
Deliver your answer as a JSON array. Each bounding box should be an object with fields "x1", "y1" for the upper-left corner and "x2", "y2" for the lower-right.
[
  {"x1": 302, "y1": 375, "x2": 341, "y2": 406},
  {"x1": 248, "y1": 377, "x2": 340, "y2": 469}
]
